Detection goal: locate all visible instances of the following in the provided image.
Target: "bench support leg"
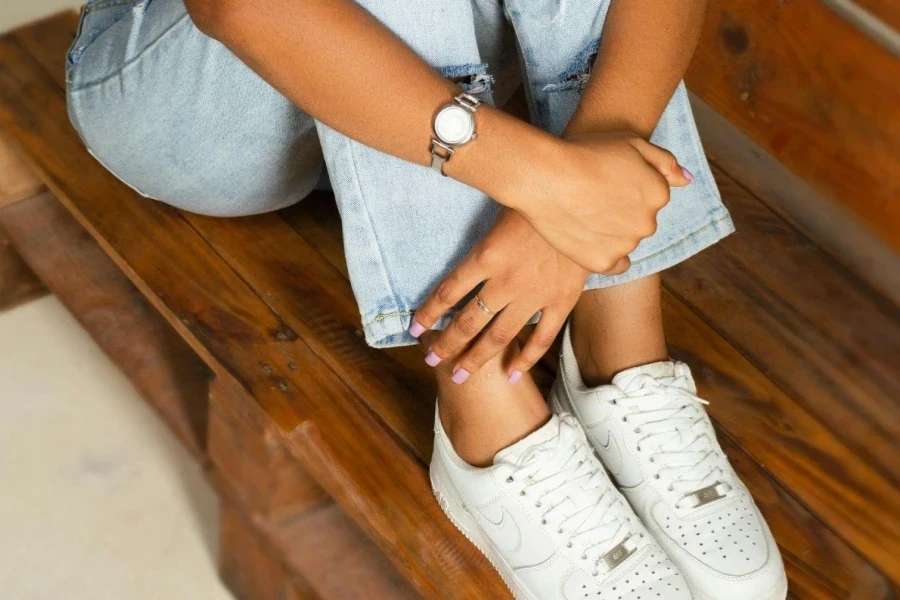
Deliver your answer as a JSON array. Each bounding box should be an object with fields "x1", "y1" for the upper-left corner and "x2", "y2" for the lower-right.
[{"x1": 219, "y1": 496, "x2": 323, "y2": 600}]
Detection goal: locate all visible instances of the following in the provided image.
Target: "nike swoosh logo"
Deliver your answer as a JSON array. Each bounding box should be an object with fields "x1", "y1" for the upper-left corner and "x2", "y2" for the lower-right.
[
  {"x1": 595, "y1": 430, "x2": 624, "y2": 477},
  {"x1": 476, "y1": 505, "x2": 522, "y2": 555}
]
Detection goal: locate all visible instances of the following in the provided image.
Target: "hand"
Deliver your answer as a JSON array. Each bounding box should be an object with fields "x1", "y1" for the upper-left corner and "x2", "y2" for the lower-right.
[
  {"x1": 410, "y1": 209, "x2": 588, "y2": 383},
  {"x1": 501, "y1": 131, "x2": 693, "y2": 274}
]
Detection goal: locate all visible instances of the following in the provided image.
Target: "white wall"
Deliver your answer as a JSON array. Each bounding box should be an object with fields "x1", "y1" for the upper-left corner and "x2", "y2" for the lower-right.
[{"x1": 0, "y1": 0, "x2": 82, "y2": 33}]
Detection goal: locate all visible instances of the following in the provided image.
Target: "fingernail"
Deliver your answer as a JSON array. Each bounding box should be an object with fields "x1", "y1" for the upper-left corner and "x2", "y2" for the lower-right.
[
  {"x1": 681, "y1": 167, "x2": 694, "y2": 182},
  {"x1": 451, "y1": 368, "x2": 470, "y2": 384},
  {"x1": 409, "y1": 320, "x2": 426, "y2": 338},
  {"x1": 425, "y1": 351, "x2": 442, "y2": 367},
  {"x1": 508, "y1": 370, "x2": 523, "y2": 384}
]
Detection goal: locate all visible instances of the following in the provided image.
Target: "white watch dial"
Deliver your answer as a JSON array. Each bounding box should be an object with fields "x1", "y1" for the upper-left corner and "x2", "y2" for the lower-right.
[{"x1": 435, "y1": 105, "x2": 475, "y2": 145}]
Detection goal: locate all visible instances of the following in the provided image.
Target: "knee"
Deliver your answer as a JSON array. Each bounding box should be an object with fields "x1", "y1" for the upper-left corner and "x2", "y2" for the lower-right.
[
  {"x1": 69, "y1": 92, "x2": 323, "y2": 218},
  {"x1": 182, "y1": 0, "x2": 229, "y2": 38}
]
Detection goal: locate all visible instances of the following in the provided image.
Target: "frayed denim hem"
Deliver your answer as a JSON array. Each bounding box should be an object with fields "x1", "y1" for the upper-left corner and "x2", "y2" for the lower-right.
[{"x1": 362, "y1": 207, "x2": 735, "y2": 349}]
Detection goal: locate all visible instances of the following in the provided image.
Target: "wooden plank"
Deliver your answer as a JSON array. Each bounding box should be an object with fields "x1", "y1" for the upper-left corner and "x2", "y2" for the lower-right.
[
  {"x1": 219, "y1": 496, "x2": 323, "y2": 600},
  {"x1": 687, "y1": 0, "x2": 900, "y2": 250},
  {"x1": 0, "y1": 27, "x2": 506, "y2": 599},
  {"x1": 9, "y1": 8, "x2": 897, "y2": 594},
  {"x1": 0, "y1": 132, "x2": 43, "y2": 209},
  {"x1": 0, "y1": 228, "x2": 47, "y2": 310},
  {"x1": 209, "y1": 376, "x2": 329, "y2": 520},
  {"x1": 690, "y1": 94, "x2": 900, "y2": 308},
  {"x1": 0, "y1": 192, "x2": 212, "y2": 458},
  {"x1": 9, "y1": 10, "x2": 78, "y2": 83},
  {"x1": 848, "y1": 0, "x2": 900, "y2": 33},
  {"x1": 278, "y1": 192, "x2": 899, "y2": 598},
  {"x1": 276, "y1": 503, "x2": 422, "y2": 600},
  {"x1": 664, "y1": 168, "x2": 900, "y2": 484},
  {"x1": 662, "y1": 290, "x2": 900, "y2": 582}
]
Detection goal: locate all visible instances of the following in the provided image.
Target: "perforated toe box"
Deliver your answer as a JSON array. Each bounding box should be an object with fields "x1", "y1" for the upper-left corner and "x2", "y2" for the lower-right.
[{"x1": 654, "y1": 494, "x2": 770, "y2": 576}]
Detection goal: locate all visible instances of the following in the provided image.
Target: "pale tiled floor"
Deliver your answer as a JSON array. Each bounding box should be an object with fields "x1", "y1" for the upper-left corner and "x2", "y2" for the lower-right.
[{"x1": 0, "y1": 296, "x2": 233, "y2": 600}]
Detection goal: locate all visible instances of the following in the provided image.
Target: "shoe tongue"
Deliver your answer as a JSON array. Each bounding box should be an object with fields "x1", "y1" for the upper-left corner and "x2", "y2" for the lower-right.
[
  {"x1": 611, "y1": 360, "x2": 695, "y2": 394},
  {"x1": 493, "y1": 415, "x2": 562, "y2": 466}
]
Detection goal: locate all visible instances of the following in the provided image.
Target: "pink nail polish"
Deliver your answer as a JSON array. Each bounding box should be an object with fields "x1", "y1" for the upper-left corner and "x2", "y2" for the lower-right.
[
  {"x1": 451, "y1": 368, "x2": 470, "y2": 384},
  {"x1": 681, "y1": 167, "x2": 694, "y2": 182},
  {"x1": 508, "y1": 370, "x2": 523, "y2": 384},
  {"x1": 425, "y1": 351, "x2": 442, "y2": 367},
  {"x1": 409, "y1": 320, "x2": 426, "y2": 338}
]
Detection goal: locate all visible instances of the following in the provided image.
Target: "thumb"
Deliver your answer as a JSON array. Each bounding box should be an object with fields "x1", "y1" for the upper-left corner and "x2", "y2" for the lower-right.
[
  {"x1": 601, "y1": 256, "x2": 631, "y2": 276},
  {"x1": 628, "y1": 137, "x2": 693, "y2": 187}
]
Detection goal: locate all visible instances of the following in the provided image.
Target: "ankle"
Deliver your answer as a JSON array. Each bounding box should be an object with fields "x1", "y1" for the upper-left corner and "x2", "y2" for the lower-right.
[{"x1": 440, "y1": 399, "x2": 550, "y2": 467}]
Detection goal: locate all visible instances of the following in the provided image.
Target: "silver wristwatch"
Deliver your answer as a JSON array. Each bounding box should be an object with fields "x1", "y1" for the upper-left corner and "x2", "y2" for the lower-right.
[{"x1": 430, "y1": 93, "x2": 481, "y2": 176}]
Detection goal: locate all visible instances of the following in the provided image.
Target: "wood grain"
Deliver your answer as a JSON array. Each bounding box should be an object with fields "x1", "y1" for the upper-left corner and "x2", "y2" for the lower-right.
[
  {"x1": 0, "y1": 228, "x2": 47, "y2": 310},
  {"x1": 0, "y1": 132, "x2": 43, "y2": 209},
  {"x1": 277, "y1": 191, "x2": 899, "y2": 597},
  {"x1": 0, "y1": 193, "x2": 211, "y2": 458},
  {"x1": 687, "y1": 0, "x2": 900, "y2": 250},
  {"x1": 218, "y1": 496, "x2": 323, "y2": 600},
  {"x1": 0, "y1": 28, "x2": 509, "y2": 599},
  {"x1": 665, "y1": 168, "x2": 900, "y2": 484},
  {"x1": 5, "y1": 9, "x2": 899, "y2": 597},
  {"x1": 209, "y1": 376, "x2": 329, "y2": 520}
]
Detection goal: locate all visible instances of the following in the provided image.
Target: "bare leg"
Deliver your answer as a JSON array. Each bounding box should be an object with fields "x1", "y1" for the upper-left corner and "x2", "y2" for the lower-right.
[
  {"x1": 570, "y1": 274, "x2": 668, "y2": 387},
  {"x1": 421, "y1": 331, "x2": 550, "y2": 467}
]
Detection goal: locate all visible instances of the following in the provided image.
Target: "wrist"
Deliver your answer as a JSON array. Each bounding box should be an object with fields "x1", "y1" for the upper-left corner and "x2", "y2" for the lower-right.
[{"x1": 443, "y1": 105, "x2": 563, "y2": 211}]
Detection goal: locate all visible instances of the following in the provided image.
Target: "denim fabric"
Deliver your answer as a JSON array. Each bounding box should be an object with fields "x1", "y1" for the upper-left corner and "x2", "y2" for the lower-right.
[{"x1": 66, "y1": 0, "x2": 734, "y2": 348}]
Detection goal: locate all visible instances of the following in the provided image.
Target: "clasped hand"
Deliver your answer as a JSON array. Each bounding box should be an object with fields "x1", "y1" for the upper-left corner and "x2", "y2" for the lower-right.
[{"x1": 411, "y1": 131, "x2": 692, "y2": 383}]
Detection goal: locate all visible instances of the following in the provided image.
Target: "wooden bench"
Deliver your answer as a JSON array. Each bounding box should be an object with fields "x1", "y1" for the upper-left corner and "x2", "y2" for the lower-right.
[{"x1": 1, "y1": 11, "x2": 899, "y2": 600}]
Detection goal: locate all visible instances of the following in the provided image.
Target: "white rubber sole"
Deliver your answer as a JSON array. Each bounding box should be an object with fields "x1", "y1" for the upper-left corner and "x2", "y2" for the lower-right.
[
  {"x1": 550, "y1": 386, "x2": 788, "y2": 600},
  {"x1": 429, "y1": 458, "x2": 539, "y2": 600}
]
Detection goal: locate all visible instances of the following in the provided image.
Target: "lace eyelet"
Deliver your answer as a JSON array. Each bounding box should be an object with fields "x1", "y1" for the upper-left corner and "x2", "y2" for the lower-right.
[
  {"x1": 581, "y1": 554, "x2": 588, "y2": 561},
  {"x1": 637, "y1": 445, "x2": 642, "y2": 452},
  {"x1": 566, "y1": 542, "x2": 573, "y2": 548},
  {"x1": 506, "y1": 476, "x2": 514, "y2": 483},
  {"x1": 541, "y1": 519, "x2": 547, "y2": 525},
  {"x1": 591, "y1": 571, "x2": 598, "y2": 576},
  {"x1": 535, "y1": 501, "x2": 542, "y2": 508},
  {"x1": 622, "y1": 416, "x2": 627, "y2": 422},
  {"x1": 557, "y1": 528, "x2": 564, "y2": 534},
  {"x1": 520, "y1": 490, "x2": 526, "y2": 496},
  {"x1": 610, "y1": 399, "x2": 618, "y2": 405},
  {"x1": 649, "y1": 457, "x2": 655, "y2": 463},
  {"x1": 654, "y1": 474, "x2": 661, "y2": 480},
  {"x1": 633, "y1": 427, "x2": 640, "y2": 434}
]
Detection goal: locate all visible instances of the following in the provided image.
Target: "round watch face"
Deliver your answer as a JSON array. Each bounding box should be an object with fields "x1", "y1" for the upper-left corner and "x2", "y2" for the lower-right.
[{"x1": 435, "y1": 105, "x2": 475, "y2": 145}]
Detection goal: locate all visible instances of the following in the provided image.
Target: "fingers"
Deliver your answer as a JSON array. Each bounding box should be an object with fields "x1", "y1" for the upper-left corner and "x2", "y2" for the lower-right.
[
  {"x1": 601, "y1": 256, "x2": 631, "y2": 276},
  {"x1": 627, "y1": 137, "x2": 692, "y2": 187},
  {"x1": 409, "y1": 254, "x2": 484, "y2": 338},
  {"x1": 451, "y1": 309, "x2": 532, "y2": 382},
  {"x1": 507, "y1": 310, "x2": 567, "y2": 382},
  {"x1": 425, "y1": 285, "x2": 509, "y2": 373}
]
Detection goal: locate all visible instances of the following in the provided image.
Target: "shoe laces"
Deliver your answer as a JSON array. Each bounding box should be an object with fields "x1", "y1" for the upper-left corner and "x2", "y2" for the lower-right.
[
  {"x1": 499, "y1": 415, "x2": 638, "y2": 573},
  {"x1": 614, "y1": 371, "x2": 733, "y2": 509}
]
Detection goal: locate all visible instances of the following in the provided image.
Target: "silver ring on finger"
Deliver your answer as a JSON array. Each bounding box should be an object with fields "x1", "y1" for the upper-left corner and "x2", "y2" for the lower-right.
[{"x1": 474, "y1": 293, "x2": 495, "y2": 316}]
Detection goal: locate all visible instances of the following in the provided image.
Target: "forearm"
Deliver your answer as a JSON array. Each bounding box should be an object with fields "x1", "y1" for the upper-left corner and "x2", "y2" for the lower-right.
[
  {"x1": 186, "y1": 0, "x2": 557, "y2": 205},
  {"x1": 566, "y1": 0, "x2": 708, "y2": 138}
]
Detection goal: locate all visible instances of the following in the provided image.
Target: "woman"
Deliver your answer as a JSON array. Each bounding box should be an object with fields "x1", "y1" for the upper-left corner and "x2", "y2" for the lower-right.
[{"x1": 66, "y1": 0, "x2": 787, "y2": 598}]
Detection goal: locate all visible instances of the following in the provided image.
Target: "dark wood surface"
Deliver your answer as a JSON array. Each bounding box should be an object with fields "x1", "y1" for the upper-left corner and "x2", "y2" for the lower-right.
[
  {"x1": 0, "y1": 132, "x2": 43, "y2": 209},
  {"x1": 0, "y1": 13, "x2": 506, "y2": 599},
  {"x1": 0, "y1": 192, "x2": 212, "y2": 457},
  {"x1": 1, "y1": 11, "x2": 898, "y2": 600},
  {"x1": 0, "y1": 229, "x2": 47, "y2": 311},
  {"x1": 686, "y1": 0, "x2": 900, "y2": 251}
]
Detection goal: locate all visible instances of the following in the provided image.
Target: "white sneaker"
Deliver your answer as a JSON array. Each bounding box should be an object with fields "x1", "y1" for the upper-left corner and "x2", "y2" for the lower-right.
[
  {"x1": 551, "y1": 326, "x2": 787, "y2": 600},
  {"x1": 430, "y1": 404, "x2": 692, "y2": 600}
]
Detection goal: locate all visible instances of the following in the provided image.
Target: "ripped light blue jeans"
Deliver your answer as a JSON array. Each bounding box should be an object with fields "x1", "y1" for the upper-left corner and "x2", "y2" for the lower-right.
[{"x1": 66, "y1": 0, "x2": 734, "y2": 348}]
